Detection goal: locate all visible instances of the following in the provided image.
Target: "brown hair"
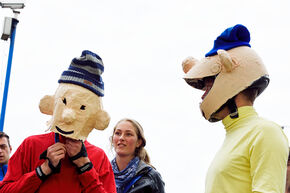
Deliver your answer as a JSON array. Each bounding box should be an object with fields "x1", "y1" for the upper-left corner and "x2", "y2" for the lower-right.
[
  {"x1": 0, "y1": 132, "x2": 10, "y2": 147},
  {"x1": 241, "y1": 87, "x2": 258, "y2": 103},
  {"x1": 111, "y1": 118, "x2": 151, "y2": 165}
]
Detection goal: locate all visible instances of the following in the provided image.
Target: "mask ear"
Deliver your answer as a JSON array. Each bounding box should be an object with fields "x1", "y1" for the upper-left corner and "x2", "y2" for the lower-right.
[
  {"x1": 94, "y1": 110, "x2": 110, "y2": 130},
  {"x1": 39, "y1": 95, "x2": 54, "y2": 115},
  {"x1": 217, "y1": 49, "x2": 235, "y2": 72}
]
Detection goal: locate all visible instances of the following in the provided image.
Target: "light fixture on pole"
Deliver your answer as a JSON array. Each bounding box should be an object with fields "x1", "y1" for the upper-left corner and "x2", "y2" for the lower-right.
[{"x1": 0, "y1": 1, "x2": 25, "y2": 131}]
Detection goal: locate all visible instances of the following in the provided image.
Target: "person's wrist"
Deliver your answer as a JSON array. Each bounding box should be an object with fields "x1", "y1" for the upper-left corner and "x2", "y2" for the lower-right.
[
  {"x1": 73, "y1": 157, "x2": 90, "y2": 167},
  {"x1": 41, "y1": 160, "x2": 52, "y2": 175},
  {"x1": 77, "y1": 161, "x2": 93, "y2": 174}
]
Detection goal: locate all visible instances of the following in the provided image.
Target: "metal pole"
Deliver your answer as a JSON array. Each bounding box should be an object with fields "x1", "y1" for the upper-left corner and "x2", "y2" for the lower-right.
[{"x1": 0, "y1": 18, "x2": 19, "y2": 131}]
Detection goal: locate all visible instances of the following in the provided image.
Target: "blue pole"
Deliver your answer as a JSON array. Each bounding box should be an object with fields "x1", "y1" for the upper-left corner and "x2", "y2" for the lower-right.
[{"x1": 0, "y1": 18, "x2": 19, "y2": 132}]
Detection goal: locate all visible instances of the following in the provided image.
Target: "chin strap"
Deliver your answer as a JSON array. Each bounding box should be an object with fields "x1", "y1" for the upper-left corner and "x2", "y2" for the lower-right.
[
  {"x1": 227, "y1": 98, "x2": 239, "y2": 119},
  {"x1": 55, "y1": 133, "x2": 59, "y2": 142},
  {"x1": 208, "y1": 97, "x2": 238, "y2": 122}
]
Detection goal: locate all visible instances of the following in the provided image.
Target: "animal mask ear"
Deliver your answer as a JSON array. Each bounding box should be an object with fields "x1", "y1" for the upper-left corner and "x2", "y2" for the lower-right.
[
  {"x1": 39, "y1": 95, "x2": 54, "y2": 115},
  {"x1": 94, "y1": 110, "x2": 110, "y2": 130},
  {"x1": 217, "y1": 49, "x2": 235, "y2": 72},
  {"x1": 182, "y1": 56, "x2": 199, "y2": 73}
]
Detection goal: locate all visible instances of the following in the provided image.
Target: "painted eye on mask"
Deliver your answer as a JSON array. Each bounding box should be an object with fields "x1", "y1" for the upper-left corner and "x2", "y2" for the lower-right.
[
  {"x1": 62, "y1": 98, "x2": 67, "y2": 105},
  {"x1": 80, "y1": 105, "x2": 86, "y2": 110}
]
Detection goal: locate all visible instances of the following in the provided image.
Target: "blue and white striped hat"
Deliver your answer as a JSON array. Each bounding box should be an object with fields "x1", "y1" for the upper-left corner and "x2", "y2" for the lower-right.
[{"x1": 58, "y1": 50, "x2": 105, "y2": 97}]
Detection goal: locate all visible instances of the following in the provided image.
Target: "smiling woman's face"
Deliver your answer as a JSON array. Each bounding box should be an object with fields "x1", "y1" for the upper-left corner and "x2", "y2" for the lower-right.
[
  {"x1": 112, "y1": 121, "x2": 142, "y2": 158},
  {"x1": 49, "y1": 83, "x2": 102, "y2": 140}
]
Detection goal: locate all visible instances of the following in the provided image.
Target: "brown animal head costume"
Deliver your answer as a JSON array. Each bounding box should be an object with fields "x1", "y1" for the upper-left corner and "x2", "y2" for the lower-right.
[
  {"x1": 39, "y1": 50, "x2": 110, "y2": 140},
  {"x1": 182, "y1": 24, "x2": 269, "y2": 122}
]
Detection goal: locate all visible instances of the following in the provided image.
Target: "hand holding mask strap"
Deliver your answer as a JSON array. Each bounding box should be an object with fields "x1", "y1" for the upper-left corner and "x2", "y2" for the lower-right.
[
  {"x1": 39, "y1": 149, "x2": 61, "y2": 174},
  {"x1": 69, "y1": 141, "x2": 88, "y2": 161},
  {"x1": 68, "y1": 142, "x2": 92, "y2": 174}
]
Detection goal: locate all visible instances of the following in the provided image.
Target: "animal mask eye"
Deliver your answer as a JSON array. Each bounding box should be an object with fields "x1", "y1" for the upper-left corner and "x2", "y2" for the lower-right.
[
  {"x1": 80, "y1": 105, "x2": 86, "y2": 110},
  {"x1": 62, "y1": 98, "x2": 67, "y2": 105}
]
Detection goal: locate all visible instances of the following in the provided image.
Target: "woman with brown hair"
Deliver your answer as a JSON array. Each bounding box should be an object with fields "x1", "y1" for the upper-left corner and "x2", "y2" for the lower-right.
[{"x1": 110, "y1": 118, "x2": 165, "y2": 193}]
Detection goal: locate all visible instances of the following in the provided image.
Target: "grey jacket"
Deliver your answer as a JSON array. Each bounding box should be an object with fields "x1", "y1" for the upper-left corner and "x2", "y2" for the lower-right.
[{"x1": 126, "y1": 161, "x2": 165, "y2": 193}]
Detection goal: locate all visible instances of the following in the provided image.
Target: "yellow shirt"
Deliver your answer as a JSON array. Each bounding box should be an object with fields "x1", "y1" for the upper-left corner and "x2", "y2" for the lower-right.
[{"x1": 205, "y1": 106, "x2": 289, "y2": 193}]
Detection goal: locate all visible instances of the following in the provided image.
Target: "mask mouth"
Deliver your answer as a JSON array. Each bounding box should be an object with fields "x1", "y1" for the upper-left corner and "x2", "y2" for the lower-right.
[
  {"x1": 200, "y1": 76, "x2": 216, "y2": 100},
  {"x1": 185, "y1": 78, "x2": 204, "y2": 90},
  {"x1": 56, "y1": 126, "x2": 74, "y2": 135},
  {"x1": 201, "y1": 83, "x2": 213, "y2": 100},
  {"x1": 185, "y1": 76, "x2": 216, "y2": 100}
]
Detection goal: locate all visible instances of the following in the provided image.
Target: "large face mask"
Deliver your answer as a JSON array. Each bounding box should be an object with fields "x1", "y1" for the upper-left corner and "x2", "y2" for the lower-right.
[
  {"x1": 39, "y1": 83, "x2": 110, "y2": 140},
  {"x1": 182, "y1": 46, "x2": 268, "y2": 121}
]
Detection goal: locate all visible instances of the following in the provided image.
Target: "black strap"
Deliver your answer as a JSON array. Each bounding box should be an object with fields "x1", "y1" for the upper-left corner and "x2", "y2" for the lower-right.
[
  {"x1": 77, "y1": 162, "x2": 93, "y2": 174},
  {"x1": 39, "y1": 149, "x2": 47, "y2": 160},
  {"x1": 48, "y1": 160, "x2": 61, "y2": 173},
  {"x1": 55, "y1": 133, "x2": 60, "y2": 142},
  {"x1": 227, "y1": 98, "x2": 239, "y2": 119},
  {"x1": 39, "y1": 149, "x2": 61, "y2": 174},
  {"x1": 35, "y1": 166, "x2": 49, "y2": 181},
  {"x1": 69, "y1": 141, "x2": 88, "y2": 161}
]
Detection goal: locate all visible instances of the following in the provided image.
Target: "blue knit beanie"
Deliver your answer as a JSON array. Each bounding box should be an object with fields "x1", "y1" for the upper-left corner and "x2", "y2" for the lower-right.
[
  {"x1": 58, "y1": 50, "x2": 105, "y2": 97},
  {"x1": 205, "y1": 24, "x2": 251, "y2": 57}
]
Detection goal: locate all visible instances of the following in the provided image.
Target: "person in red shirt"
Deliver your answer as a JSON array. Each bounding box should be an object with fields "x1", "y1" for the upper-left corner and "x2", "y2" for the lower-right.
[{"x1": 0, "y1": 50, "x2": 116, "y2": 193}]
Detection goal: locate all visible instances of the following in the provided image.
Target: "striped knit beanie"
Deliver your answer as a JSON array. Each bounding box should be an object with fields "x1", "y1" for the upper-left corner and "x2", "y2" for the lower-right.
[{"x1": 58, "y1": 50, "x2": 105, "y2": 97}]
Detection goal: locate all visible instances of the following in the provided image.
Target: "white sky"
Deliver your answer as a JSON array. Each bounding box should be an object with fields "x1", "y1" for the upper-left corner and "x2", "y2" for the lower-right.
[{"x1": 1, "y1": 0, "x2": 290, "y2": 192}]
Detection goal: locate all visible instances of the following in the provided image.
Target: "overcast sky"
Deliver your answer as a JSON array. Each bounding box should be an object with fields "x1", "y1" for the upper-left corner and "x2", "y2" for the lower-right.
[{"x1": 1, "y1": 0, "x2": 290, "y2": 192}]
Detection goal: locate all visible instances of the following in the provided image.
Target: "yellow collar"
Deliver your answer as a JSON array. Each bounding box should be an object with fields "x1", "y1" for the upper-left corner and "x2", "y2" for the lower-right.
[{"x1": 222, "y1": 106, "x2": 258, "y2": 131}]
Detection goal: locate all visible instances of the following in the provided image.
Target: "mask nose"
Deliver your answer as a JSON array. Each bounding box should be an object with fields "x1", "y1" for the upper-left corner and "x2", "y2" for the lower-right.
[{"x1": 62, "y1": 108, "x2": 76, "y2": 124}]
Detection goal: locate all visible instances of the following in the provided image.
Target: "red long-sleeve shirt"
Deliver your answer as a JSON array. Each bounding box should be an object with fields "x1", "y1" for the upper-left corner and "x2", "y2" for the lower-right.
[{"x1": 0, "y1": 132, "x2": 116, "y2": 193}]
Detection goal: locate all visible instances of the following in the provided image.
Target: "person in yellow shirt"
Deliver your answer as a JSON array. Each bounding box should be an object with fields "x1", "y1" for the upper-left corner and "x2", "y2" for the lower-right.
[
  {"x1": 182, "y1": 24, "x2": 289, "y2": 193},
  {"x1": 286, "y1": 152, "x2": 290, "y2": 193}
]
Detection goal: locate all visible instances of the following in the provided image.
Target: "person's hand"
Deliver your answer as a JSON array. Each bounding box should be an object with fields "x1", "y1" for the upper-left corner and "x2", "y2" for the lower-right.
[
  {"x1": 65, "y1": 138, "x2": 90, "y2": 167},
  {"x1": 40, "y1": 142, "x2": 66, "y2": 175},
  {"x1": 65, "y1": 138, "x2": 82, "y2": 157}
]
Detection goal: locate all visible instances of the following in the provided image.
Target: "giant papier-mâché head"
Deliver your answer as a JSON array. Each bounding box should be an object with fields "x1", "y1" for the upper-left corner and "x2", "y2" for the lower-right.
[
  {"x1": 182, "y1": 24, "x2": 269, "y2": 122},
  {"x1": 39, "y1": 50, "x2": 110, "y2": 140}
]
